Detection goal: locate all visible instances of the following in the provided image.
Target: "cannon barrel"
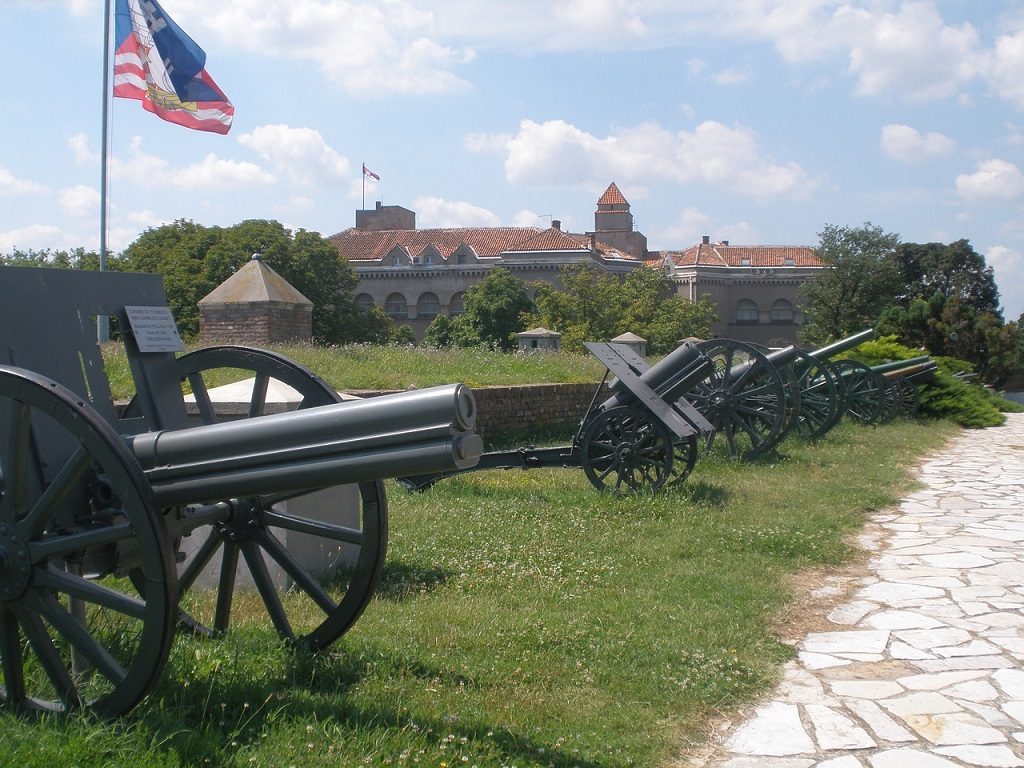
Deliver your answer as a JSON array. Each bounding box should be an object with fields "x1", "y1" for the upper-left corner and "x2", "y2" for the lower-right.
[
  {"x1": 870, "y1": 356, "x2": 931, "y2": 375},
  {"x1": 807, "y1": 329, "x2": 876, "y2": 361},
  {"x1": 893, "y1": 362, "x2": 938, "y2": 382},
  {"x1": 601, "y1": 340, "x2": 714, "y2": 411},
  {"x1": 127, "y1": 384, "x2": 483, "y2": 506}
]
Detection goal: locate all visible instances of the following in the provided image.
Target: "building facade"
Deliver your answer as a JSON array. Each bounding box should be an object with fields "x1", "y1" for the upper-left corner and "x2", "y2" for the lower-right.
[
  {"x1": 328, "y1": 184, "x2": 643, "y2": 338},
  {"x1": 652, "y1": 237, "x2": 825, "y2": 346},
  {"x1": 329, "y1": 183, "x2": 825, "y2": 344}
]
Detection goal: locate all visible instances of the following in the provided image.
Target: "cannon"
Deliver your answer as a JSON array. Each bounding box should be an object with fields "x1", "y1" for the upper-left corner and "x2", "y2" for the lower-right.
[
  {"x1": 400, "y1": 340, "x2": 718, "y2": 493},
  {"x1": 0, "y1": 266, "x2": 482, "y2": 716}
]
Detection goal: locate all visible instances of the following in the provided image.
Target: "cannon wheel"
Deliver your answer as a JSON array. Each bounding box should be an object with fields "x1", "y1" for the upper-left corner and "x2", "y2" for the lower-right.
[
  {"x1": 834, "y1": 359, "x2": 886, "y2": 424},
  {"x1": 0, "y1": 367, "x2": 175, "y2": 716},
  {"x1": 666, "y1": 436, "x2": 699, "y2": 489},
  {"x1": 896, "y1": 378, "x2": 920, "y2": 418},
  {"x1": 792, "y1": 351, "x2": 845, "y2": 440},
  {"x1": 130, "y1": 347, "x2": 387, "y2": 651},
  {"x1": 688, "y1": 340, "x2": 789, "y2": 460},
  {"x1": 580, "y1": 406, "x2": 674, "y2": 493}
]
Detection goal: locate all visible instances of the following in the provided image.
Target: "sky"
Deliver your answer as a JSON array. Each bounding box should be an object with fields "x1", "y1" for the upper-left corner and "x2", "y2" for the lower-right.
[{"x1": 3, "y1": 1, "x2": 1024, "y2": 320}]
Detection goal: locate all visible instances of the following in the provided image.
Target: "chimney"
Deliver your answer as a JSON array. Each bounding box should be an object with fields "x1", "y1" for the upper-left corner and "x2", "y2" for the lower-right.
[
  {"x1": 721, "y1": 239, "x2": 729, "y2": 246},
  {"x1": 701, "y1": 235, "x2": 710, "y2": 244},
  {"x1": 552, "y1": 219, "x2": 561, "y2": 230},
  {"x1": 589, "y1": 233, "x2": 597, "y2": 251}
]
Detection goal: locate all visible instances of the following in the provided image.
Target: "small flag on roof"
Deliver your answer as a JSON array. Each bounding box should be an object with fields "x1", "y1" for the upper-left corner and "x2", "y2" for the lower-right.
[
  {"x1": 362, "y1": 163, "x2": 380, "y2": 181},
  {"x1": 112, "y1": 0, "x2": 234, "y2": 134}
]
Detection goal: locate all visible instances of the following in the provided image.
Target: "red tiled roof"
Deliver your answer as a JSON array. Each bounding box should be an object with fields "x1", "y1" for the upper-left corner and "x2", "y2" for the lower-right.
[
  {"x1": 329, "y1": 225, "x2": 639, "y2": 262},
  {"x1": 597, "y1": 182, "x2": 627, "y2": 206},
  {"x1": 655, "y1": 242, "x2": 823, "y2": 268},
  {"x1": 329, "y1": 227, "x2": 538, "y2": 261},
  {"x1": 507, "y1": 228, "x2": 590, "y2": 252}
]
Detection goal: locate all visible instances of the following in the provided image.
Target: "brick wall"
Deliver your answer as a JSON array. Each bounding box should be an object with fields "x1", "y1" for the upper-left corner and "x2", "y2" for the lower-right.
[
  {"x1": 349, "y1": 382, "x2": 611, "y2": 440},
  {"x1": 200, "y1": 304, "x2": 312, "y2": 344}
]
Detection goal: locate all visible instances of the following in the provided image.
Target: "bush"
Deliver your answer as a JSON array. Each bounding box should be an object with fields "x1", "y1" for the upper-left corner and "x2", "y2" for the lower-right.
[{"x1": 841, "y1": 336, "x2": 1021, "y2": 428}]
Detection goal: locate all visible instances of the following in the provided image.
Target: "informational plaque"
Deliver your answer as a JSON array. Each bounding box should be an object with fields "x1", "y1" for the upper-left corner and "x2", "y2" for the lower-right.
[{"x1": 124, "y1": 306, "x2": 184, "y2": 353}]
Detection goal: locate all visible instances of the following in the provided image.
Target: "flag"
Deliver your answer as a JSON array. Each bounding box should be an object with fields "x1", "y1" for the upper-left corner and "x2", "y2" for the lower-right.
[
  {"x1": 362, "y1": 163, "x2": 380, "y2": 181},
  {"x1": 113, "y1": 0, "x2": 234, "y2": 134}
]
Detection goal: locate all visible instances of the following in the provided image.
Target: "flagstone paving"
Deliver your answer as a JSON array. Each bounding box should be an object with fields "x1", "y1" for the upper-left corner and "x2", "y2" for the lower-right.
[{"x1": 696, "y1": 412, "x2": 1024, "y2": 767}]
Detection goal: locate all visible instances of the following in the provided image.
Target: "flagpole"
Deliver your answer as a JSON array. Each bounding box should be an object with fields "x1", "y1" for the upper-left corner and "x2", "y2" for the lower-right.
[
  {"x1": 361, "y1": 161, "x2": 365, "y2": 210},
  {"x1": 98, "y1": 0, "x2": 113, "y2": 342}
]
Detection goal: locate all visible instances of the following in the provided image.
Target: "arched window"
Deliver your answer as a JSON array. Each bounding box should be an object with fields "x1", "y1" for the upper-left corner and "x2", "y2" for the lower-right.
[
  {"x1": 449, "y1": 291, "x2": 466, "y2": 316},
  {"x1": 385, "y1": 293, "x2": 408, "y2": 319},
  {"x1": 417, "y1": 292, "x2": 440, "y2": 318},
  {"x1": 771, "y1": 298, "x2": 793, "y2": 323},
  {"x1": 354, "y1": 293, "x2": 374, "y2": 312},
  {"x1": 736, "y1": 299, "x2": 759, "y2": 324}
]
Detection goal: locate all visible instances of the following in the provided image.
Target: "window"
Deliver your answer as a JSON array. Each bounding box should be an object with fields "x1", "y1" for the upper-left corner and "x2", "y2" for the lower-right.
[
  {"x1": 771, "y1": 299, "x2": 793, "y2": 324},
  {"x1": 449, "y1": 292, "x2": 466, "y2": 316},
  {"x1": 391, "y1": 254, "x2": 403, "y2": 266},
  {"x1": 784, "y1": 257, "x2": 796, "y2": 267},
  {"x1": 417, "y1": 292, "x2": 440, "y2": 318},
  {"x1": 385, "y1": 293, "x2": 408, "y2": 319},
  {"x1": 736, "y1": 299, "x2": 759, "y2": 324},
  {"x1": 354, "y1": 293, "x2": 374, "y2": 311},
  {"x1": 456, "y1": 253, "x2": 468, "y2": 265}
]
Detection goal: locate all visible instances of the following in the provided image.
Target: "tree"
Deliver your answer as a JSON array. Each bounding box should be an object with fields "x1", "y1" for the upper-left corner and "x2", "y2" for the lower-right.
[
  {"x1": 530, "y1": 265, "x2": 717, "y2": 354},
  {"x1": 118, "y1": 219, "x2": 378, "y2": 343},
  {"x1": 1, "y1": 247, "x2": 101, "y2": 270},
  {"x1": 800, "y1": 223, "x2": 902, "y2": 344},
  {"x1": 895, "y1": 240, "x2": 1000, "y2": 318},
  {"x1": 437, "y1": 268, "x2": 534, "y2": 350},
  {"x1": 876, "y1": 239, "x2": 1012, "y2": 380}
]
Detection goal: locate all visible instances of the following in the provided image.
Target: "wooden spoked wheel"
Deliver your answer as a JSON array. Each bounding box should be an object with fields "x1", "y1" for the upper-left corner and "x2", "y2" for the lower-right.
[
  {"x1": 0, "y1": 366, "x2": 175, "y2": 716},
  {"x1": 580, "y1": 406, "x2": 675, "y2": 493},
  {"x1": 688, "y1": 340, "x2": 790, "y2": 460},
  {"x1": 129, "y1": 347, "x2": 388, "y2": 651}
]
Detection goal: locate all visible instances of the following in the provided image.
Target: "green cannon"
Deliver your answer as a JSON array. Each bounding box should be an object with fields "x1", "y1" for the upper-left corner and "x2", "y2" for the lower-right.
[{"x1": 0, "y1": 266, "x2": 482, "y2": 717}]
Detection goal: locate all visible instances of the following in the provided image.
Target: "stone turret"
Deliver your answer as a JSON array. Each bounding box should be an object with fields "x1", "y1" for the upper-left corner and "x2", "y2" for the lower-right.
[{"x1": 198, "y1": 254, "x2": 313, "y2": 343}]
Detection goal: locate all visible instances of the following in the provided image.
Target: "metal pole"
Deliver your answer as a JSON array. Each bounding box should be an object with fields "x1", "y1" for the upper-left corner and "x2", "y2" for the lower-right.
[
  {"x1": 97, "y1": 0, "x2": 113, "y2": 342},
  {"x1": 361, "y1": 161, "x2": 365, "y2": 210}
]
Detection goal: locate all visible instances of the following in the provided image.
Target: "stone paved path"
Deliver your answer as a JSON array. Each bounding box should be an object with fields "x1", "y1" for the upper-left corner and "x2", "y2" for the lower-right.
[{"x1": 699, "y1": 412, "x2": 1024, "y2": 768}]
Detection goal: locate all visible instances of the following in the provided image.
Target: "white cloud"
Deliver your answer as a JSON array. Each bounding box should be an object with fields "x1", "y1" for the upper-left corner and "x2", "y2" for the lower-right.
[
  {"x1": 174, "y1": 0, "x2": 474, "y2": 97},
  {"x1": 58, "y1": 185, "x2": 100, "y2": 218},
  {"x1": 511, "y1": 209, "x2": 547, "y2": 227},
  {"x1": 987, "y1": 244, "x2": 1024, "y2": 318},
  {"x1": 838, "y1": 2, "x2": 981, "y2": 101},
  {"x1": 988, "y1": 29, "x2": 1024, "y2": 110},
  {"x1": 713, "y1": 66, "x2": 751, "y2": 85},
  {"x1": 0, "y1": 166, "x2": 46, "y2": 196},
  {"x1": 551, "y1": 0, "x2": 647, "y2": 40},
  {"x1": 0, "y1": 223, "x2": 82, "y2": 252},
  {"x1": 655, "y1": 207, "x2": 759, "y2": 250},
  {"x1": 880, "y1": 124, "x2": 955, "y2": 163},
  {"x1": 171, "y1": 154, "x2": 275, "y2": 189},
  {"x1": 413, "y1": 196, "x2": 501, "y2": 228},
  {"x1": 68, "y1": 133, "x2": 99, "y2": 167},
  {"x1": 472, "y1": 118, "x2": 814, "y2": 199},
  {"x1": 956, "y1": 159, "x2": 1024, "y2": 202},
  {"x1": 107, "y1": 137, "x2": 272, "y2": 189},
  {"x1": 238, "y1": 124, "x2": 349, "y2": 184}
]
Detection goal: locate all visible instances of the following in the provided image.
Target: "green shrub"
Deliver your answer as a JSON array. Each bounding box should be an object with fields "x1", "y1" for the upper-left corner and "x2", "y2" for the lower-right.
[{"x1": 843, "y1": 336, "x2": 1020, "y2": 428}]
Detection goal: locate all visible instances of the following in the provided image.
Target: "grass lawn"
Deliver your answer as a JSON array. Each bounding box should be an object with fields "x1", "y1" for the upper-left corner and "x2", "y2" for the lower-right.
[
  {"x1": 0, "y1": 416, "x2": 957, "y2": 768},
  {"x1": 102, "y1": 343, "x2": 606, "y2": 399}
]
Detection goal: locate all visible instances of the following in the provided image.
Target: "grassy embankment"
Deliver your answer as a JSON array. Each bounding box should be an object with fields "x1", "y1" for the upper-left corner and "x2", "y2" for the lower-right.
[{"x1": 0, "y1": 344, "x2": 959, "y2": 767}]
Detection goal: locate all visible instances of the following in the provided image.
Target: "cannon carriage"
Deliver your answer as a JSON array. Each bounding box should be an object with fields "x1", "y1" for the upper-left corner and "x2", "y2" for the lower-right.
[{"x1": 0, "y1": 266, "x2": 482, "y2": 716}]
